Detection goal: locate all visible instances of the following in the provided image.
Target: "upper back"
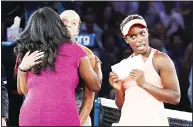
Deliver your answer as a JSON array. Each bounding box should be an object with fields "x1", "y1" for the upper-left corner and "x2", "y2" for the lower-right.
[
  {"x1": 58, "y1": 43, "x2": 86, "y2": 59},
  {"x1": 27, "y1": 43, "x2": 86, "y2": 89}
]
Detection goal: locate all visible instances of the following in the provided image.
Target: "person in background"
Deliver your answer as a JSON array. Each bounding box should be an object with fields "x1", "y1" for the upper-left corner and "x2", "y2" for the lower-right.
[
  {"x1": 2, "y1": 80, "x2": 9, "y2": 126},
  {"x1": 188, "y1": 67, "x2": 192, "y2": 108},
  {"x1": 2, "y1": 64, "x2": 9, "y2": 126},
  {"x1": 80, "y1": 8, "x2": 103, "y2": 54},
  {"x1": 184, "y1": 42, "x2": 192, "y2": 109},
  {"x1": 109, "y1": 14, "x2": 181, "y2": 126},
  {"x1": 149, "y1": 38, "x2": 169, "y2": 54}
]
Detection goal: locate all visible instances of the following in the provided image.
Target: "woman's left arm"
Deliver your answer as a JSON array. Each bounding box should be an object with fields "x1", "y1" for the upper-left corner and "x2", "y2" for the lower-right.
[
  {"x1": 129, "y1": 52, "x2": 181, "y2": 104},
  {"x1": 17, "y1": 51, "x2": 44, "y2": 96}
]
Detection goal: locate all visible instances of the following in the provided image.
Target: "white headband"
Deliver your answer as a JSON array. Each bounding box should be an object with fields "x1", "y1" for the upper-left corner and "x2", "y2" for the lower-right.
[{"x1": 121, "y1": 19, "x2": 147, "y2": 36}]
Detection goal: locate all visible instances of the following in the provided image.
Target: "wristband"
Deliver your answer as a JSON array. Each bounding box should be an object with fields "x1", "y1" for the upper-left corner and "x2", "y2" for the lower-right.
[{"x1": 19, "y1": 67, "x2": 28, "y2": 72}]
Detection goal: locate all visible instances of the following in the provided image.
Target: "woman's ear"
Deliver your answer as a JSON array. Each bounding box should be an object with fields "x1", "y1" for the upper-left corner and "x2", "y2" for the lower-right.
[
  {"x1": 146, "y1": 28, "x2": 149, "y2": 37},
  {"x1": 124, "y1": 36, "x2": 130, "y2": 44}
]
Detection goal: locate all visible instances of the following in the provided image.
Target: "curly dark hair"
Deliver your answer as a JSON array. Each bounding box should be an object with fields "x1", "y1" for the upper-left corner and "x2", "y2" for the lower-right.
[{"x1": 14, "y1": 7, "x2": 71, "y2": 75}]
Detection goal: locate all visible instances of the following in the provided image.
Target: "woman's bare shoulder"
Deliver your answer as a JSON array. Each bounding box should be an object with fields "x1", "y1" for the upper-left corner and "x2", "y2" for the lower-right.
[{"x1": 77, "y1": 44, "x2": 94, "y2": 56}]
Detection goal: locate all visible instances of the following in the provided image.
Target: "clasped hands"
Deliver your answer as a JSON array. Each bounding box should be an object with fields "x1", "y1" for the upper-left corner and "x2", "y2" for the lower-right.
[{"x1": 109, "y1": 69, "x2": 146, "y2": 90}]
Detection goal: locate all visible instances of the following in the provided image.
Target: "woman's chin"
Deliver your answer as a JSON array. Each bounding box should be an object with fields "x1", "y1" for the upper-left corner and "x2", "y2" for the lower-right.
[{"x1": 135, "y1": 47, "x2": 148, "y2": 55}]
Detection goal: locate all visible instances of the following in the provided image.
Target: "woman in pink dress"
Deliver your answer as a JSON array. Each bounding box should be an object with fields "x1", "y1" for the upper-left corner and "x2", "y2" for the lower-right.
[
  {"x1": 14, "y1": 7, "x2": 102, "y2": 126},
  {"x1": 109, "y1": 14, "x2": 181, "y2": 126}
]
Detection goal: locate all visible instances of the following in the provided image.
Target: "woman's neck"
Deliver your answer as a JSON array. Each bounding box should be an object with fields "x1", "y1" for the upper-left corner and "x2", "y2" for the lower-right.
[{"x1": 133, "y1": 47, "x2": 151, "y2": 58}]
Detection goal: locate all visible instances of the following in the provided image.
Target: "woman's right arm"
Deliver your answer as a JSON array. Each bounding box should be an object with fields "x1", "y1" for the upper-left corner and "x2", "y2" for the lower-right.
[
  {"x1": 79, "y1": 56, "x2": 102, "y2": 92},
  {"x1": 109, "y1": 72, "x2": 125, "y2": 109},
  {"x1": 115, "y1": 88, "x2": 125, "y2": 109},
  {"x1": 17, "y1": 70, "x2": 28, "y2": 96}
]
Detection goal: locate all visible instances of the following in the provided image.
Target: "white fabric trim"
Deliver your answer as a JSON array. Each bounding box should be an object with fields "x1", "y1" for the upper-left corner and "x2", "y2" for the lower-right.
[{"x1": 122, "y1": 19, "x2": 147, "y2": 36}]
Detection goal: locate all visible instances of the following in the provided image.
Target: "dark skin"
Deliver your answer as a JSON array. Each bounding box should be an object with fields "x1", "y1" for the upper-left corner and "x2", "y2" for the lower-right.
[
  {"x1": 18, "y1": 50, "x2": 102, "y2": 94},
  {"x1": 109, "y1": 24, "x2": 181, "y2": 109}
]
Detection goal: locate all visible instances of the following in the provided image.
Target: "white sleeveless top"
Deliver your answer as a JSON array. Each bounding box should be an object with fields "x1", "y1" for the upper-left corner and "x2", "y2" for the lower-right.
[{"x1": 119, "y1": 48, "x2": 169, "y2": 126}]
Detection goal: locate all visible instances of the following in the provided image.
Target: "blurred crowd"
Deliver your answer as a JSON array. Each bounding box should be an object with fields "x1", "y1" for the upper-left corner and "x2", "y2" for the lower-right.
[{"x1": 2, "y1": 1, "x2": 192, "y2": 116}]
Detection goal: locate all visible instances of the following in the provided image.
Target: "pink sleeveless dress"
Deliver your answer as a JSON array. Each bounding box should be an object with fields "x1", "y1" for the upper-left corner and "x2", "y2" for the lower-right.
[
  {"x1": 19, "y1": 43, "x2": 86, "y2": 126},
  {"x1": 119, "y1": 48, "x2": 169, "y2": 126}
]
